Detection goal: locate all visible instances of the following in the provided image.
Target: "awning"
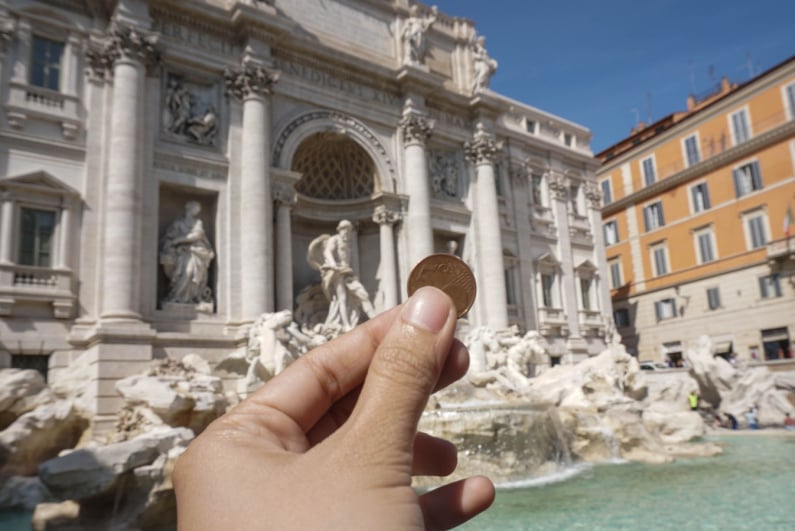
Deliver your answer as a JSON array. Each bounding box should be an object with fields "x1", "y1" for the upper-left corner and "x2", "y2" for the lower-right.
[{"x1": 714, "y1": 341, "x2": 733, "y2": 355}]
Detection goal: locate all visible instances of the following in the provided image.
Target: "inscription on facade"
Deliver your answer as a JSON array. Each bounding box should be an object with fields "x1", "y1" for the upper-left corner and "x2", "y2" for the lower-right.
[
  {"x1": 273, "y1": 57, "x2": 401, "y2": 108},
  {"x1": 152, "y1": 19, "x2": 241, "y2": 57}
]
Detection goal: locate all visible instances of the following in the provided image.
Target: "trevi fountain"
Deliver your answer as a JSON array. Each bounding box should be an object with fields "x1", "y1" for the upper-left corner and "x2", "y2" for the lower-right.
[{"x1": 1, "y1": 229, "x2": 794, "y2": 529}]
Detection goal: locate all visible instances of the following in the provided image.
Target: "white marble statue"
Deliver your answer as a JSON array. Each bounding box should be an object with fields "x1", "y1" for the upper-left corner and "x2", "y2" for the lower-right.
[
  {"x1": 471, "y1": 36, "x2": 497, "y2": 94},
  {"x1": 159, "y1": 201, "x2": 215, "y2": 307},
  {"x1": 164, "y1": 76, "x2": 217, "y2": 146},
  {"x1": 307, "y1": 220, "x2": 375, "y2": 334},
  {"x1": 402, "y1": 5, "x2": 438, "y2": 65},
  {"x1": 464, "y1": 326, "x2": 549, "y2": 391}
]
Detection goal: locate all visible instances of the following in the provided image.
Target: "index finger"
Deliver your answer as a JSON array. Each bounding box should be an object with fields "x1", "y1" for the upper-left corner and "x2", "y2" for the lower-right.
[{"x1": 236, "y1": 304, "x2": 402, "y2": 434}]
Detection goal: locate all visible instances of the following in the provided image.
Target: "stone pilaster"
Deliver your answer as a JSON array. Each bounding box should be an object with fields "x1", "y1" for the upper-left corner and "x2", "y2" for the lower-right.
[
  {"x1": 0, "y1": 192, "x2": 13, "y2": 264},
  {"x1": 100, "y1": 26, "x2": 158, "y2": 320},
  {"x1": 373, "y1": 206, "x2": 401, "y2": 309},
  {"x1": 399, "y1": 100, "x2": 434, "y2": 267},
  {"x1": 225, "y1": 63, "x2": 279, "y2": 321},
  {"x1": 464, "y1": 124, "x2": 507, "y2": 329},
  {"x1": 274, "y1": 182, "x2": 296, "y2": 312}
]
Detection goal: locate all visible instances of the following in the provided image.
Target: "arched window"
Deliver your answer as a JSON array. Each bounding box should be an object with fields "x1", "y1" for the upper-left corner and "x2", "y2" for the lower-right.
[{"x1": 292, "y1": 133, "x2": 377, "y2": 200}]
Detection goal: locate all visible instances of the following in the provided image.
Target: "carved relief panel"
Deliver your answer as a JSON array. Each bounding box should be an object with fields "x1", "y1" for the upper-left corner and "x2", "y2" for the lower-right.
[
  {"x1": 161, "y1": 72, "x2": 220, "y2": 148},
  {"x1": 428, "y1": 149, "x2": 464, "y2": 200}
]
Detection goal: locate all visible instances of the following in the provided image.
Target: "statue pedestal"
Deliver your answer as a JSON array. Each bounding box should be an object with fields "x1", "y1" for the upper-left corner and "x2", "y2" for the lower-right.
[{"x1": 161, "y1": 301, "x2": 213, "y2": 318}]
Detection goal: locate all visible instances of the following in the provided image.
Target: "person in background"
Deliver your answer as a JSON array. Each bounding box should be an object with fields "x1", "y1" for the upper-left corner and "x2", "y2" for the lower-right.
[
  {"x1": 173, "y1": 286, "x2": 495, "y2": 529},
  {"x1": 688, "y1": 390, "x2": 700, "y2": 411},
  {"x1": 745, "y1": 407, "x2": 759, "y2": 430},
  {"x1": 724, "y1": 412, "x2": 739, "y2": 430},
  {"x1": 784, "y1": 412, "x2": 795, "y2": 431}
]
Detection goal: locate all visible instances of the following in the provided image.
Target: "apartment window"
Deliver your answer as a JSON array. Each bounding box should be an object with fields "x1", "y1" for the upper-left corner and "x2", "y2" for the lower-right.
[
  {"x1": 733, "y1": 161, "x2": 763, "y2": 198},
  {"x1": 643, "y1": 201, "x2": 665, "y2": 232},
  {"x1": 759, "y1": 274, "x2": 782, "y2": 299},
  {"x1": 641, "y1": 156, "x2": 656, "y2": 186},
  {"x1": 30, "y1": 36, "x2": 65, "y2": 91},
  {"x1": 745, "y1": 212, "x2": 768, "y2": 250},
  {"x1": 707, "y1": 287, "x2": 721, "y2": 310},
  {"x1": 19, "y1": 207, "x2": 56, "y2": 267},
  {"x1": 564, "y1": 133, "x2": 574, "y2": 147},
  {"x1": 541, "y1": 273, "x2": 555, "y2": 308},
  {"x1": 693, "y1": 227, "x2": 716, "y2": 264},
  {"x1": 650, "y1": 243, "x2": 669, "y2": 276},
  {"x1": 690, "y1": 182, "x2": 711, "y2": 213},
  {"x1": 580, "y1": 277, "x2": 592, "y2": 311},
  {"x1": 613, "y1": 308, "x2": 630, "y2": 328},
  {"x1": 525, "y1": 119, "x2": 537, "y2": 134},
  {"x1": 531, "y1": 174, "x2": 544, "y2": 206},
  {"x1": 730, "y1": 109, "x2": 751, "y2": 145},
  {"x1": 601, "y1": 179, "x2": 612, "y2": 204},
  {"x1": 654, "y1": 298, "x2": 677, "y2": 320},
  {"x1": 786, "y1": 84, "x2": 795, "y2": 119},
  {"x1": 684, "y1": 134, "x2": 700, "y2": 166},
  {"x1": 603, "y1": 220, "x2": 619, "y2": 246},
  {"x1": 608, "y1": 259, "x2": 622, "y2": 289}
]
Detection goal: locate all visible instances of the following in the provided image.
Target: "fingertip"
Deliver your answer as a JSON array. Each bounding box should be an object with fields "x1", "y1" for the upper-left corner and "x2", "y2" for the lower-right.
[
  {"x1": 403, "y1": 286, "x2": 455, "y2": 333},
  {"x1": 461, "y1": 475, "x2": 496, "y2": 515}
]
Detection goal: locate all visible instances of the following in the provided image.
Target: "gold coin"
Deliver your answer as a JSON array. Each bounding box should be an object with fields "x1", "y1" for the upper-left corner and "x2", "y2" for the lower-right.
[{"x1": 407, "y1": 254, "x2": 476, "y2": 318}]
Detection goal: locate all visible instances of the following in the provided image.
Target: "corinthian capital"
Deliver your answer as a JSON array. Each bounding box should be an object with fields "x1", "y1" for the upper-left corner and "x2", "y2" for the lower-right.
[
  {"x1": 464, "y1": 124, "x2": 503, "y2": 165},
  {"x1": 372, "y1": 205, "x2": 401, "y2": 226},
  {"x1": 86, "y1": 26, "x2": 159, "y2": 80},
  {"x1": 224, "y1": 64, "x2": 280, "y2": 101},
  {"x1": 547, "y1": 171, "x2": 569, "y2": 200},
  {"x1": 273, "y1": 182, "x2": 297, "y2": 208}
]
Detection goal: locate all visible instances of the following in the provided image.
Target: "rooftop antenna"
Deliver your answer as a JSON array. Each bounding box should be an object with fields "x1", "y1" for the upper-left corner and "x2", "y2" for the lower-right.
[
  {"x1": 630, "y1": 107, "x2": 640, "y2": 130},
  {"x1": 688, "y1": 59, "x2": 696, "y2": 94},
  {"x1": 646, "y1": 91, "x2": 653, "y2": 123},
  {"x1": 745, "y1": 52, "x2": 755, "y2": 79}
]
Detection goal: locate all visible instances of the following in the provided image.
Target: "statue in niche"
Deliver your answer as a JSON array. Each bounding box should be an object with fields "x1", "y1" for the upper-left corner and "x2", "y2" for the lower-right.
[
  {"x1": 402, "y1": 4, "x2": 438, "y2": 65},
  {"x1": 163, "y1": 75, "x2": 217, "y2": 146},
  {"x1": 471, "y1": 36, "x2": 498, "y2": 94},
  {"x1": 307, "y1": 220, "x2": 375, "y2": 334},
  {"x1": 429, "y1": 151, "x2": 459, "y2": 199},
  {"x1": 159, "y1": 201, "x2": 215, "y2": 309}
]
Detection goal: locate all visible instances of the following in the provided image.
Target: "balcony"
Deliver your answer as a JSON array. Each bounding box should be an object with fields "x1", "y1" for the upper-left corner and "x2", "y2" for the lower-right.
[
  {"x1": 538, "y1": 306, "x2": 568, "y2": 336},
  {"x1": 5, "y1": 81, "x2": 81, "y2": 139},
  {"x1": 578, "y1": 309, "x2": 604, "y2": 335},
  {"x1": 767, "y1": 236, "x2": 795, "y2": 263},
  {"x1": 0, "y1": 264, "x2": 75, "y2": 318}
]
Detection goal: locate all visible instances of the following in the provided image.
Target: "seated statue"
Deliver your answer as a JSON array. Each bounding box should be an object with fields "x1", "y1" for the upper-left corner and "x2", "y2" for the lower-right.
[{"x1": 307, "y1": 220, "x2": 375, "y2": 335}]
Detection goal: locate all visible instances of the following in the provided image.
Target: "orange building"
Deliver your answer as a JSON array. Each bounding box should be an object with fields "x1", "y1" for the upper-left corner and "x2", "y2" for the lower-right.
[{"x1": 597, "y1": 56, "x2": 795, "y2": 364}]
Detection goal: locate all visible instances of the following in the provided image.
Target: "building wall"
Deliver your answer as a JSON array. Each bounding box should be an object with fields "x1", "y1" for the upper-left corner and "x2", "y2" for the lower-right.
[{"x1": 599, "y1": 57, "x2": 795, "y2": 361}]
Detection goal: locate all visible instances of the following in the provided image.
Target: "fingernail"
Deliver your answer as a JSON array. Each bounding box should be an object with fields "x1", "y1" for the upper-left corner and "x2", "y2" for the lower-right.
[{"x1": 403, "y1": 286, "x2": 450, "y2": 333}]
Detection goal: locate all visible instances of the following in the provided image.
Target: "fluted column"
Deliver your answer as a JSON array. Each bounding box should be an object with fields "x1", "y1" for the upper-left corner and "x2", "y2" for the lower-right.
[
  {"x1": 399, "y1": 101, "x2": 434, "y2": 266},
  {"x1": 373, "y1": 206, "x2": 401, "y2": 308},
  {"x1": 56, "y1": 206, "x2": 71, "y2": 269},
  {"x1": 100, "y1": 28, "x2": 158, "y2": 320},
  {"x1": 465, "y1": 124, "x2": 508, "y2": 329},
  {"x1": 225, "y1": 64, "x2": 279, "y2": 320},
  {"x1": 274, "y1": 183, "x2": 296, "y2": 312},
  {"x1": 0, "y1": 192, "x2": 13, "y2": 264}
]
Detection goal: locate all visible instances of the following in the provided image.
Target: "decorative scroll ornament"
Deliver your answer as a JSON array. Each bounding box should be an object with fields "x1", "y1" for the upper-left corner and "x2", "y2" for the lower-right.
[
  {"x1": 224, "y1": 64, "x2": 280, "y2": 100},
  {"x1": 584, "y1": 181, "x2": 602, "y2": 208},
  {"x1": 547, "y1": 171, "x2": 569, "y2": 200},
  {"x1": 372, "y1": 205, "x2": 401, "y2": 225},
  {"x1": 464, "y1": 124, "x2": 503, "y2": 165},
  {"x1": 273, "y1": 182, "x2": 297, "y2": 207}
]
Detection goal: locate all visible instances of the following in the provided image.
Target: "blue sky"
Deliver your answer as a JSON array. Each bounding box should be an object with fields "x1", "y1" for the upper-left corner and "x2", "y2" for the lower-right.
[{"x1": 432, "y1": 1, "x2": 795, "y2": 153}]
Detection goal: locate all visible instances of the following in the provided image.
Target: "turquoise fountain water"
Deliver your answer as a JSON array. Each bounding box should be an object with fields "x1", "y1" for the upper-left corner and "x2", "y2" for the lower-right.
[
  {"x1": 462, "y1": 433, "x2": 795, "y2": 530},
  {"x1": 2, "y1": 433, "x2": 793, "y2": 529}
]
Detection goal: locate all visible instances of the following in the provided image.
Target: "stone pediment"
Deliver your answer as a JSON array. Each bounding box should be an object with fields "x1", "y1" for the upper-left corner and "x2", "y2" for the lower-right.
[
  {"x1": 0, "y1": 171, "x2": 80, "y2": 198},
  {"x1": 535, "y1": 252, "x2": 561, "y2": 269},
  {"x1": 574, "y1": 259, "x2": 598, "y2": 274}
]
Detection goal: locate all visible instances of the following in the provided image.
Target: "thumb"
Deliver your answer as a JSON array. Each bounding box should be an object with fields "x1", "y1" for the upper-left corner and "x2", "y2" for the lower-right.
[{"x1": 347, "y1": 286, "x2": 457, "y2": 459}]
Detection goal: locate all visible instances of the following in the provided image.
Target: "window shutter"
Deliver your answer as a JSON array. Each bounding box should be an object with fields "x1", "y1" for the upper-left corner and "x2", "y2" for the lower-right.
[
  {"x1": 671, "y1": 300, "x2": 678, "y2": 317},
  {"x1": 759, "y1": 276, "x2": 768, "y2": 298},
  {"x1": 733, "y1": 169, "x2": 742, "y2": 197},
  {"x1": 644, "y1": 207, "x2": 651, "y2": 232},
  {"x1": 703, "y1": 184, "x2": 711, "y2": 209},
  {"x1": 658, "y1": 204, "x2": 665, "y2": 226},
  {"x1": 655, "y1": 301, "x2": 662, "y2": 320},
  {"x1": 773, "y1": 275, "x2": 782, "y2": 297},
  {"x1": 751, "y1": 161, "x2": 762, "y2": 190}
]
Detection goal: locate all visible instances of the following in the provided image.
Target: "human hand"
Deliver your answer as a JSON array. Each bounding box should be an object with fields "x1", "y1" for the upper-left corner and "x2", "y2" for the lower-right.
[{"x1": 173, "y1": 286, "x2": 494, "y2": 529}]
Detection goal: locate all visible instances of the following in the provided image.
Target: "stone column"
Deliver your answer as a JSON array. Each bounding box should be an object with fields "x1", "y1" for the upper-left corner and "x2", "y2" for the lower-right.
[
  {"x1": 100, "y1": 28, "x2": 158, "y2": 320},
  {"x1": 465, "y1": 124, "x2": 508, "y2": 329},
  {"x1": 548, "y1": 170, "x2": 579, "y2": 339},
  {"x1": 0, "y1": 192, "x2": 13, "y2": 264},
  {"x1": 274, "y1": 183, "x2": 296, "y2": 312},
  {"x1": 11, "y1": 20, "x2": 30, "y2": 83},
  {"x1": 225, "y1": 64, "x2": 279, "y2": 321},
  {"x1": 399, "y1": 101, "x2": 434, "y2": 266},
  {"x1": 56, "y1": 206, "x2": 71, "y2": 270},
  {"x1": 373, "y1": 206, "x2": 401, "y2": 308}
]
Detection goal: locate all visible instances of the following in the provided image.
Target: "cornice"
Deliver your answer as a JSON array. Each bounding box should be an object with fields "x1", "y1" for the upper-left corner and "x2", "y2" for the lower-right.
[{"x1": 602, "y1": 119, "x2": 795, "y2": 216}]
